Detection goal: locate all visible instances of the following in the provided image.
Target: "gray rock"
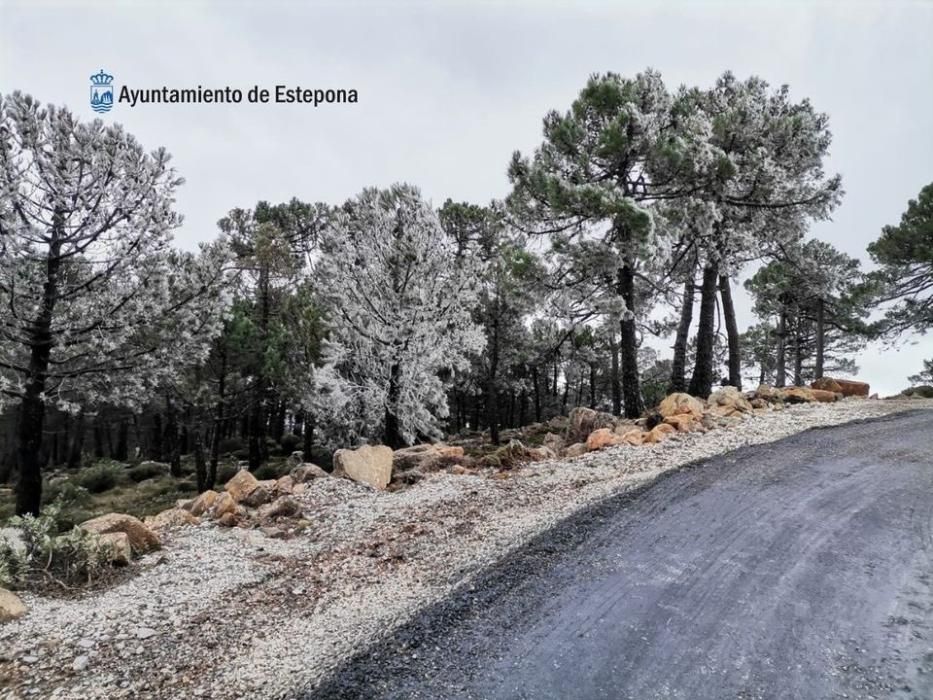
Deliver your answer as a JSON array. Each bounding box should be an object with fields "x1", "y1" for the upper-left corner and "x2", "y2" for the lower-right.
[
  {"x1": 72, "y1": 654, "x2": 89, "y2": 671},
  {"x1": 135, "y1": 627, "x2": 157, "y2": 640}
]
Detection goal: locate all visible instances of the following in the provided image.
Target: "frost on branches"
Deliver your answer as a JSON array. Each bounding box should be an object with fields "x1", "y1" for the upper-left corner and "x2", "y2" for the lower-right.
[
  {"x1": 0, "y1": 92, "x2": 232, "y2": 514},
  {"x1": 310, "y1": 184, "x2": 485, "y2": 448}
]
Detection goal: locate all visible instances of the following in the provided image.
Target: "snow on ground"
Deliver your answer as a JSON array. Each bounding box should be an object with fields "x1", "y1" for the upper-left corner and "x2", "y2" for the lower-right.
[{"x1": 1, "y1": 398, "x2": 930, "y2": 700}]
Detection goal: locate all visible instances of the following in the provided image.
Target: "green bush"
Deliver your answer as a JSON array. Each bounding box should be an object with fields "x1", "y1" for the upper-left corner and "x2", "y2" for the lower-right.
[
  {"x1": 254, "y1": 462, "x2": 290, "y2": 481},
  {"x1": 0, "y1": 502, "x2": 108, "y2": 590},
  {"x1": 127, "y1": 463, "x2": 165, "y2": 483},
  {"x1": 75, "y1": 462, "x2": 126, "y2": 494},
  {"x1": 279, "y1": 433, "x2": 302, "y2": 455},
  {"x1": 43, "y1": 479, "x2": 92, "y2": 509},
  {"x1": 216, "y1": 463, "x2": 239, "y2": 485}
]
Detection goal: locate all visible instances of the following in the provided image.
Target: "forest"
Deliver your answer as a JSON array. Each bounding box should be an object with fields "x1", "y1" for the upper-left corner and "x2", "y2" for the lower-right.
[{"x1": 1, "y1": 69, "x2": 931, "y2": 517}]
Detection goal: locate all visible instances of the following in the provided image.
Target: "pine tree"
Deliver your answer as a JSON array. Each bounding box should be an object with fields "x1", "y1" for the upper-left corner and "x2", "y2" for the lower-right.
[
  {"x1": 507, "y1": 70, "x2": 708, "y2": 417},
  {"x1": 0, "y1": 93, "x2": 232, "y2": 514},
  {"x1": 867, "y1": 182, "x2": 933, "y2": 336},
  {"x1": 311, "y1": 184, "x2": 485, "y2": 448}
]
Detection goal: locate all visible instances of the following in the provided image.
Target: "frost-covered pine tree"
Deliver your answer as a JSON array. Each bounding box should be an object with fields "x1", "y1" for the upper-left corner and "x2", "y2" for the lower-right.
[
  {"x1": 507, "y1": 70, "x2": 709, "y2": 418},
  {"x1": 0, "y1": 93, "x2": 232, "y2": 514},
  {"x1": 311, "y1": 184, "x2": 485, "y2": 448}
]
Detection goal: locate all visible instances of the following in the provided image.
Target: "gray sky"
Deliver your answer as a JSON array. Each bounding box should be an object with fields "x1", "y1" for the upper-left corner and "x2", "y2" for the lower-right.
[{"x1": 2, "y1": 0, "x2": 931, "y2": 395}]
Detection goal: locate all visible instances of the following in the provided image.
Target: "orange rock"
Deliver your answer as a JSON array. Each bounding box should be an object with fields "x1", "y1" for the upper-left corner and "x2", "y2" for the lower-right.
[
  {"x1": 620, "y1": 431, "x2": 645, "y2": 446},
  {"x1": 663, "y1": 414, "x2": 697, "y2": 432},
  {"x1": 79, "y1": 513, "x2": 160, "y2": 555},
  {"x1": 585, "y1": 428, "x2": 620, "y2": 451},
  {"x1": 811, "y1": 377, "x2": 869, "y2": 397},
  {"x1": 644, "y1": 423, "x2": 676, "y2": 444},
  {"x1": 212, "y1": 492, "x2": 238, "y2": 519},
  {"x1": 188, "y1": 490, "x2": 219, "y2": 517},
  {"x1": 225, "y1": 469, "x2": 260, "y2": 503},
  {"x1": 658, "y1": 393, "x2": 706, "y2": 418}
]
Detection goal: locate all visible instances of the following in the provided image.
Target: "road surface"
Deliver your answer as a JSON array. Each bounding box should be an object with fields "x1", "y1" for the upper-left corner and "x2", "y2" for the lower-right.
[{"x1": 308, "y1": 409, "x2": 933, "y2": 700}]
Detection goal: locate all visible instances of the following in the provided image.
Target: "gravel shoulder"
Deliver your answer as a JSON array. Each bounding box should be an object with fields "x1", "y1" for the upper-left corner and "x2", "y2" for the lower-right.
[{"x1": 2, "y1": 398, "x2": 931, "y2": 700}]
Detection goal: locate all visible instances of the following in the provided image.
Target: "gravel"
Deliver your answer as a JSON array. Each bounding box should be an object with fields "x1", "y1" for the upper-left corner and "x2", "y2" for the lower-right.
[{"x1": 1, "y1": 398, "x2": 929, "y2": 700}]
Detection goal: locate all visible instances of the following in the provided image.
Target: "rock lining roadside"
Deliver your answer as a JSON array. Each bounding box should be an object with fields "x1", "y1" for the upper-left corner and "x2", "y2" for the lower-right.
[{"x1": 1, "y1": 398, "x2": 930, "y2": 700}]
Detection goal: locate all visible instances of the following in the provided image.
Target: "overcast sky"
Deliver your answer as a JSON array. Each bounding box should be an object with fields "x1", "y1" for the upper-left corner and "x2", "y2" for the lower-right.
[{"x1": 2, "y1": 0, "x2": 931, "y2": 395}]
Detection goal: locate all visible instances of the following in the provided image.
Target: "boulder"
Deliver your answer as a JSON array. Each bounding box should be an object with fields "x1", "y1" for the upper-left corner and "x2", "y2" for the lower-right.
[
  {"x1": 212, "y1": 492, "x2": 238, "y2": 519},
  {"x1": 333, "y1": 445, "x2": 394, "y2": 490},
  {"x1": 290, "y1": 463, "x2": 329, "y2": 483},
  {"x1": 274, "y1": 475, "x2": 295, "y2": 495},
  {"x1": 97, "y1": 532, "x2": 132, "y2": 565},
  {"x1": 566, "y1": 407, "x2": 617, "y2": 443},
  {"x1": 216, "y1": 512, "x2": 239, "y2": 528},
  {"x1": 812, "y1": 377, "x2": 869, "y2": 398},
  {"x1": 658, "y1": 393, "x2": 706, "y2": 418},
  {"x1": 79, "y1": 514, "x2": 160, "y2": 555},
  {"x1": 0, "y1": 588, "x2": 26, "y2": 622},
  {"x1": 780, "y1": 387, "x2": 840, "y2": 404},
  {"x1": 810, "y1": 377, "x2": 842, "y2": 393},
  {"x1": 619, "y1": 429, "x2": 645, "y2": 446},
  {"x1": 643, "y1": 423, "x2": 677, "y2": 444},
  {"x1": 144, "y1": 508, "x2": 198, "y2": 530},
  {"x1": 187, "y1": 490, "x2": 219, "y2": 517},
  {"x1": 708, "y1": 386, "x2": 753, "y2": 413},
  {"x1": 754, "y1": 385, "x2": 781, "y2": 402},
  {"x1": 225, "y1": 469, "x2": 260, "y2": 503},
  {"x1": 393, "y1": 444, "x2": 448, "y2": 472},
  {"x1": 585, "y1": 428, "x2": 619, "y2": 451},
  {"x1": 663, "y1": 414, "x2": 698, "y2": 432},
  {"x1": 257, "y1": 497, "x2": 302, "y2": 522},
  {"x1": 241, "y1": 484, "x2": 273, "y2": 508},
  {"x1": 286, "y1": 451, "x2": 305, "y2": 468},
  {"x1": 543, "y1": 432, "x2": 565, "y2": 456},
  {"x1": 565, "y1": 442, "x2": 589, "y2": 458}
]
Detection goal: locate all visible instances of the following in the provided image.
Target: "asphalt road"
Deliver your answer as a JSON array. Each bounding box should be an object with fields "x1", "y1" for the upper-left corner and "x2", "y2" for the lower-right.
[{"x1": 308, "y1": 409, "x2": 933, "y2": 700}]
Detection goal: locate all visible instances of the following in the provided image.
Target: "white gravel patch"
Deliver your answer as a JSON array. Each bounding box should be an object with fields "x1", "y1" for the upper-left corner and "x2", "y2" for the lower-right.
[{"x1": 1, "y1": 398, "x2": 929, "y2": 699}]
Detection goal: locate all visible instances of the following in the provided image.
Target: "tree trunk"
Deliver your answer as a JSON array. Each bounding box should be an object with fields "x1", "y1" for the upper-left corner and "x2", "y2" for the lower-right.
[
  {"x1": 487, "y1": 317, "x2": 501, "y2": 445},
  {"x1": 302, "y1": 414, "x2": 315, "y2": 464},
  {"x1": 775, "y1": 310, "x2": 787, "y2": 388},
  {"x1": 688, "y1": 265, "x2": 720, "y2": 399},
  {"x1": 193, "y1": 427, "x2": 207, "y2": 493},
  {"x1": 164, "y1": 397, "x2": 182, "y2": 478},
  {"x1": 114, "y1": 418, "x2": 128, "y2": 461},
  {"x1": 384, "y1": 362, "x2": 405, "y2": 448},
  {"x1": 15, "y1": 222, "x2": 63, "y2": 515},
  {"x1": 618, "y1": 262, "x2": 644, "y2": 418},
  {"x1": 609, "y1": 331, "x2": 621, "y2": 415},
  {"x1": 719, "y1": 274, "x2": 742, "y2": 390},
  {"x1": 815, "y1": 298, "x2": 825, "y2": 379},
  {"x1": 794, "y1": 321, "x2": 804, "y2": 387},
  {"x1": 669, "y1": 274, "x2": 695, "y2": 393},
  {"x1": 531, "y1": 365, "x2": 542, "y2": 422},
  {"x1": 67, "y1": 412, "x2": 86, "y2": 470},
  {"x1": 208, "y1": 355, "x2": 227, "y2": 491}
]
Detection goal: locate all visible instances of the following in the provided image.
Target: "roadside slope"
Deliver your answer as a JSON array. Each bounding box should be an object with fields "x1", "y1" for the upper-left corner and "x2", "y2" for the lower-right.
[
  {"x1": 2, "y1": 401, "x2": 931, "y2": 700},
  {"x1": 309, "y1": 409, "x2": 933, "y2": 700}
]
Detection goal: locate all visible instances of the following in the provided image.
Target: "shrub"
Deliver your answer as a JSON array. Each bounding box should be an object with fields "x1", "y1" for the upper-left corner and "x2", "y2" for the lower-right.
[
  {"x1": 218, "y1": 437, "x2": 245, "y2": 455},
  {"x1": 0, "y1": 502, "x2": 108, "y2": 590},
  {"x1": 127, "y1": 463, "x2": 165, "y2": 483},
  {"x1": 254, "y1": 462, "x2": 290, "y2": 481},
  {"x1": 43, "y1": 479, "x2": 92, "y2": 509},
  {"x1": 75, "y1": 461, "x2": 126, "y2": 494},
  {"x1": 216, "y1": 463, "x2": 239, "y2": 485},
  {"x1": 279, "y1": 433, "x2": 302, "y2": 455}
]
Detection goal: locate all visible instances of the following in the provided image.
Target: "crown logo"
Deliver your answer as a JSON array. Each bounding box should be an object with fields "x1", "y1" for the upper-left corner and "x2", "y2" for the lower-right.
[
  {"x1": 90, "y1": 70, "x2": 114, "y2": 86},
  {"x1": 89, "y1": 69, "x2": 115, "y2": 113}
]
